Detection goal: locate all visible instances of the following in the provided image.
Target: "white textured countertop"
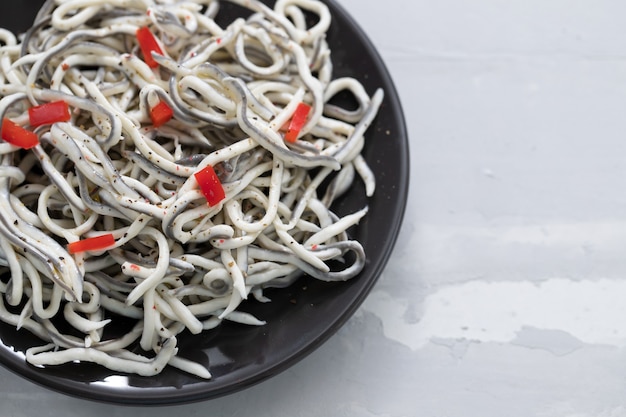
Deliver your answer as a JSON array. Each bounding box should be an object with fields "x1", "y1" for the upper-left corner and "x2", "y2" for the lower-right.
[{"x1": 3, "y1": 0, "x2": 626, "y2": 416}]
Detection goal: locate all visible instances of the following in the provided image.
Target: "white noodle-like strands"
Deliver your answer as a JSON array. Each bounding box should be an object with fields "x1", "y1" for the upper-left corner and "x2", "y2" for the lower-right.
[
  {"x1": 26, "y1": 336, "x2": 177, "y2": 377},
  {"x1": 0, "y1": 0, "x2": 383, "y2": 379}
]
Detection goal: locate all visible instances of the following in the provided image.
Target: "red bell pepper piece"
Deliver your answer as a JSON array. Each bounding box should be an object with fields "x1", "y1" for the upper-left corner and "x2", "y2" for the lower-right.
[
  {"x1": 1, "y1": 118, "x2": 39, "y2": 149},
  {"x1": 136, "y1": 26, "x2": 163, "y2": 68},
  {"x1": 67, "y1": 233, "x2": 116, "y2": 254},
  {"x1": 150, "y1": 100, "x2": 173, "y2": 127},
  {"x1": 28, "y1": 100, "x2": 71, "y2": 127},
  {"x1": 194, "y1": 165, "x2": 225, "y2": 206},
  {"x1": 284, "y1": 102, "x2": 311, "y2": 143}
]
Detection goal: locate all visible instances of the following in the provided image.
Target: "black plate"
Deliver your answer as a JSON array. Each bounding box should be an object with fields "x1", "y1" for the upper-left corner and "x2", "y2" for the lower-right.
[{"x1": 0, "y1": 0, "x2": 409, "y2": 405}]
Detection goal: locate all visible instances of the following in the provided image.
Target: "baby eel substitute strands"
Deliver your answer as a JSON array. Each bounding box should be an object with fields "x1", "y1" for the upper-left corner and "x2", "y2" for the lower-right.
[{"x1": 0, "y1": 0, "x2": 383, "y2": 378}]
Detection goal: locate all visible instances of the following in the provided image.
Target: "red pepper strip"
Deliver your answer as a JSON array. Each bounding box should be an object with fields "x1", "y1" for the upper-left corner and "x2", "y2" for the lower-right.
[
  {"x1": 67, "y1": 233, "x2": 116, "y2": 254},
  {"x1": 136, "y1": 26, "x2": 163, "y2": 68},
  {"x1": 194, "y1": 165, "x2": 225, "y2": 206},
  {"x1": 150, "y1": 100, "x2": 173, "y2": 127},
  {"x1": 284, "y1": 102, "x2": 311, "y2": 143},
  {"x1": 28, "y1": 100, "x2": 71, "y2": 127},
  {"x1": 1, "y1": 118, "x2": 39, "y2": 149}
]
